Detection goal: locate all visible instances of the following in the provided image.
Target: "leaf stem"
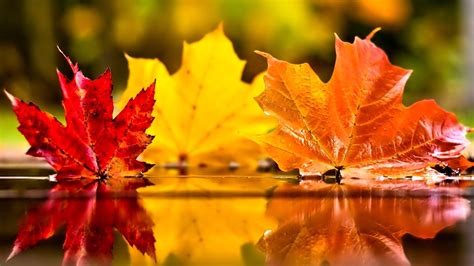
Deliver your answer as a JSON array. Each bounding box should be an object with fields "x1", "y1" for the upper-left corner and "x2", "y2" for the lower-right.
[{"x1": 335, "y1": 166, "x2": 343, "y2": 184}]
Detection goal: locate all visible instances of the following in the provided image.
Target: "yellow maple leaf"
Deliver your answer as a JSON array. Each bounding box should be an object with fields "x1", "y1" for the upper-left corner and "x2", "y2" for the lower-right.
[{"x1": 118, "y1": 24, "x2": 275, "y2": 169}]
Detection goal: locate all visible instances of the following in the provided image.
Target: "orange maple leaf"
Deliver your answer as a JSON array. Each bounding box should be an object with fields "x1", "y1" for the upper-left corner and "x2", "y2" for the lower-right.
[{"x1": 255, "y1": 29, "x2": 472, "y2": 181}]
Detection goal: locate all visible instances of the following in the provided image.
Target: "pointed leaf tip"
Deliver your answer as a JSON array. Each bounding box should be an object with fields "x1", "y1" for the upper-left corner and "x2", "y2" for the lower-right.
[
  {"x1": 124, "y1": 52, "x2": 132, "y2": 61},
  {"x1": 142, "y1": 80, "x2": 156, "y2": 94},
  {"x1": 216, "y1": 21, "x2": 224, "y2": 31},
  {"x1": 366, "y1": 27, "x2": 382, "y2": 40},
  {"x1": 6, "y1": 246, "x2": 21, "y2": 262},
  {"x1": 57, "y1": 46, "x2": 78, "y2": 73},
  {"x1": 255, "y1": 50, "x2": 272, "y2": 59},
  {"x1": 4, "y1": 90, "x2": 18, "y2": 106}
]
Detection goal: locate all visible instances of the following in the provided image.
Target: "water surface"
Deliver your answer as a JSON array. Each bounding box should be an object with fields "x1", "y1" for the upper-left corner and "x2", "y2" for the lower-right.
[{"x1": 0, "y1": 171, "x2": 473, "y2": 266}]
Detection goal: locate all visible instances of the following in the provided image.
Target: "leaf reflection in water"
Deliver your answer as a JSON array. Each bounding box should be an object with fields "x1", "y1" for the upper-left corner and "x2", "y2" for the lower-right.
[
  {"x1": 258, "y1": 179, "x2": 471, "y2": 266},
  {"x1": 128, "y1": 175, "x2": 280, "y2": 265},
  {"x1": 7, "y1": 178, "x2": 156, "y2": 265}
]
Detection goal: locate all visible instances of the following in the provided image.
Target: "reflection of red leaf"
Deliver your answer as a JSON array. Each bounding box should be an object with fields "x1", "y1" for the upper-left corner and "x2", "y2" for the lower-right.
[
  {"x1": 8, "y1": 179, "x2": 156, "y2": 265},
  {"x1": 255, "y1": 30, "x2": 471, "y2": 179},
  {"x1": 5, "y1": 51, "x2": 155, "y2": 180},
  {"x1": 258, "y1": 180, "x2": 470, "y2": 266}
]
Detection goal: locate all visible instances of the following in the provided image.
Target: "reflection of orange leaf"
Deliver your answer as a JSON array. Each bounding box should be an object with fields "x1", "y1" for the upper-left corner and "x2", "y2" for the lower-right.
[
  {"x1": 8, "y1": 179, "x2": 156, "y2": 265},
  {"x1": 255, "y1": 31, "x2": 470, "y2": 180},
  {"x1": 258, "y1": 180, "x2": 470, "y2": 266}
]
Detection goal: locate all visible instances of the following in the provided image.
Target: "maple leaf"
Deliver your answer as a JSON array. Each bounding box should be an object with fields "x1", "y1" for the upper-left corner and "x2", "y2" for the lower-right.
[
  {"x1": 258, "y1": 180, "x2": 470, "y2": 266},
  {"x1": 118, "y1": 24, "x2": 275, "y2": 169},
  {"x1": 5, "y1": 51, "x2": 156, "y2": 180},
  {"x1": 7, "y1": 178, "x2": 156, "y2": 265},
  {"x1": 255, "y1": 29, "x2": 472, "y2": 181}
]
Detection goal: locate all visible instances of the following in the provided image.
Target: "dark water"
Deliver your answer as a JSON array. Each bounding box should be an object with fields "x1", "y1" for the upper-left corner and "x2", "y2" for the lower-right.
[{"x1": 0, "y1": 173, "x2": 473, "y2": 266}]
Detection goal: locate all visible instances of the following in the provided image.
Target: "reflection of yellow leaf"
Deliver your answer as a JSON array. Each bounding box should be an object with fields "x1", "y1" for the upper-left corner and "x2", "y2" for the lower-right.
[
  {"x1": 128, "y1": 176, "x2": 281, "y2": 265},
  {"x1": 118, "y1": 24, "x2": 275, "y2": 168}
]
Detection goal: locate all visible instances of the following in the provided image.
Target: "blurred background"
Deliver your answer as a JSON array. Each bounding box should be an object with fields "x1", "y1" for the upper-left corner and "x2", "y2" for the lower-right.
[
  {"x1": 1, "y1": 0, "x2": 473, "y2": 150},
  {"x1": 0, "y1": 3, "x2": 473, "y2": 265}
]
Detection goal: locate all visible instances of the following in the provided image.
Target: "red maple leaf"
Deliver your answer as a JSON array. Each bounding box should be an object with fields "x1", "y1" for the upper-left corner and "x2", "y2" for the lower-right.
[
  {"x1": 5, "y1": 50, "x2": 155, "y2": 180},
  {"x1": 7, "y1": 178, "x2": 156, "y2": 265}
]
